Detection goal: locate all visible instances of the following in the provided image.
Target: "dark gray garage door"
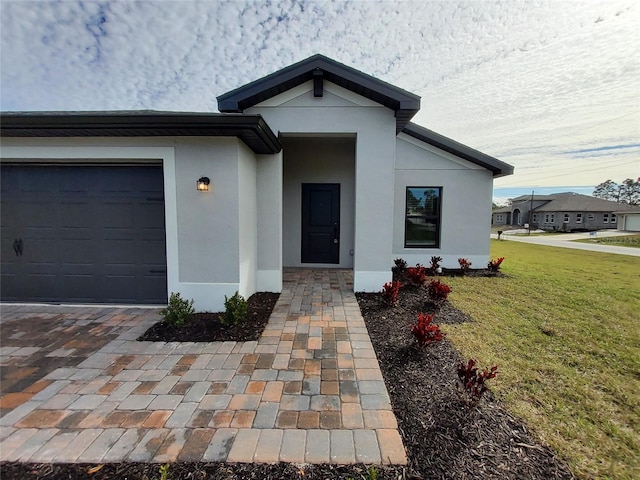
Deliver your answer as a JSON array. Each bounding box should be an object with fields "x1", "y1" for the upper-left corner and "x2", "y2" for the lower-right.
[{"x1": 1, "y1": 164, "x2": 167, "y2": 304}]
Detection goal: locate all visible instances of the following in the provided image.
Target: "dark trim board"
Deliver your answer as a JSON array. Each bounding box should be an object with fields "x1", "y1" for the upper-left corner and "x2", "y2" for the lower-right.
[
  {"x1": 402, "y1": 123, "x2": 513, "y2": 178},
  {"x1": 0, "y1": 111, "x2": 282, "y2": 155}
]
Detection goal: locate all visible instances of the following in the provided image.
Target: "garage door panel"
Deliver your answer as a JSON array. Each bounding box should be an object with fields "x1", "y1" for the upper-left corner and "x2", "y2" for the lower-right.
[
  {"x1": 0, "y1": 273, "x2": 19, "y2": 300},
  {"x1": 63, "y1": 274, "x2": 96, "y2": 302},
  {"x1": 60, "y1": 227, "x2": 92, "y2": 241},
  {"x1": 142, "y1": 240, "x2": 166, "y2": 263},
  {"x1": 103, "y1": 276, "x2": 137, "y2": 303},
  {"x1": 20, "y1": 202, "x2": 59, "y2": 228},
  {"x1": 103, "y1": 241, "x2": 137, "y2": 264},
  {"x1": 25, "y1": 274, "x2": 60, "y2": 302},
  {"x1": 1, "y1": 165, "x2": 167, "y2": 304},
  {"x1": 102, "y1": 202, "x2": 135, "y2": 227},
  {"x1": 137, "y1": 204, "x2": 165, "y2": 228},
  {"x1": 23, "y1": 238, "x2": 59, "y2": 263},
  {"x1": 60, "y1": 202, "x2": 94, "y2": 226}
]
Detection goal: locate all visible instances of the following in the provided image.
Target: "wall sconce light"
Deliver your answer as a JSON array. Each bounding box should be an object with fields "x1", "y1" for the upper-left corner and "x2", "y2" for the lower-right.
[{"x1": 197, "y1": 176, "x2": 210, "y2": 192}]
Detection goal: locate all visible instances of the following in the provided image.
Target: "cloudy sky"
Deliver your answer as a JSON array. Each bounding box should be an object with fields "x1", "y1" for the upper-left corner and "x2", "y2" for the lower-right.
[{"x1": 1, "y1": 0, "x2": 638, "y2": 199}]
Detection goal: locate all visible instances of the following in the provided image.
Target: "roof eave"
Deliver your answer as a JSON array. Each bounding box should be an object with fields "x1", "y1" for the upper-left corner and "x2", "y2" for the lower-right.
[
  {"x1": 0, "y1": 112, "x2": 282, "y2": 154},
  {"x1": 402, "y1": 123, "x2": 514, "y2": 178}
]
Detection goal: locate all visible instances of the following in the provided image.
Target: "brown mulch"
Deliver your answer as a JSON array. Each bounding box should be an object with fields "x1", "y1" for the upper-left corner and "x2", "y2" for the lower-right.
[
  {"x1": 0, "y1": 275, "x2": 575, "y2": 479},
  {"x1": 0, "y1": 462, "x2": 404, "y2": 479},
  {"x1": 357, "y1": 282, "x2": 574, "y2": 479},
  {"x1": 137, "y1": 292, "x2": 280, "y2": 342}
]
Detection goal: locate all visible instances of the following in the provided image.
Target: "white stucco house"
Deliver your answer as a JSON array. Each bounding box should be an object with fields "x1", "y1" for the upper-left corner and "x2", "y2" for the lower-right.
[{"x1": 0, "y1": 54, "x2": 513, "y2": 310}]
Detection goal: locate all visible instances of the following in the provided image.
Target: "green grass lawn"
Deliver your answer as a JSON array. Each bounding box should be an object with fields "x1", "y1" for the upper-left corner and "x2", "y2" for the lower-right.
[
  {"x1": 443, "y1": 240, "x2": 640, "y2": 479},
  {"x1": 573, "y1": 234, "x2": 640, "y2": 248}
]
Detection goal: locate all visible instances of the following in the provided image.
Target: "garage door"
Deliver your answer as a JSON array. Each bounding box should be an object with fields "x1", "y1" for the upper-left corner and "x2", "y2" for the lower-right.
[
  {"x1": 1, "y1": 164, "x2": 167, "y2": 304},
  {"x1": 625, "y1": 214, "x2": 640, "y2": 232}
]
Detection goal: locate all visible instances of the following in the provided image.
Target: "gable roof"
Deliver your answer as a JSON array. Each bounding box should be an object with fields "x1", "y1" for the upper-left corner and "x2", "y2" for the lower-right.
[
  {"x1": 493, "y1": 192, "x2": 636, "y2": 214},
  {"x1": 217, "y1": 54, "x2": 421, "y2": 133},
  {"x1": 0, "y1": 111, "x2": 282, "y2": 154},
  {"x1": 401, "y1": 122, "x2": 514, "y2": 178},
  {"x1": 511, "y1": 194, "x2": 554, "y2": 202},
  {"x1": 533, "y1": 192, "x2": 635, "y2": 212}
]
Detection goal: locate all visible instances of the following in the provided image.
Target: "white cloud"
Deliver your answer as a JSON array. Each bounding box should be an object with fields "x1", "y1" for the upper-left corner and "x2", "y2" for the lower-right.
[{"x1": 1, "y1": 0, "x2": 638, "y2": 188}]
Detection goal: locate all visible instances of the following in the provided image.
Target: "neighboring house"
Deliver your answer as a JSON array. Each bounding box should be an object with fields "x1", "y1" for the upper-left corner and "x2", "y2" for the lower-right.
[
  {"x1": 615, "y1": 209, "x2": 640, "y2": 232},
  {"x1": 1, "y1": 54, "x2": 513, "y2": 310},
  {"x1": 492, "y1": 192, "x2": 634, "y2": 231}
]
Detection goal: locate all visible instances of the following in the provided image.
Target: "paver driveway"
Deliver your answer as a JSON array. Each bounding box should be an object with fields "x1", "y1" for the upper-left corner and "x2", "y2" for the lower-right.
[{"x1": 0, "y1": 269, "x2": 406, "y2": 465}]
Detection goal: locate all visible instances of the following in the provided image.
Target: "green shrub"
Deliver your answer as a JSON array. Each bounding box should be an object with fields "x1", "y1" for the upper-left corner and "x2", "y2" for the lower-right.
[
  {"x1": 160, "y1": 292, "x2": 194, "y2": 327},
  {"x1": 224, "y1": 291, "x2": 248, "y2": 325}
]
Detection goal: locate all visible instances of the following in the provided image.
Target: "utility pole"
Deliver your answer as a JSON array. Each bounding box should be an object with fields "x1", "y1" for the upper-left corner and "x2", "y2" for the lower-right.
[{"x1": 528, "y1": 190, "x2": 534, "y2": 235}]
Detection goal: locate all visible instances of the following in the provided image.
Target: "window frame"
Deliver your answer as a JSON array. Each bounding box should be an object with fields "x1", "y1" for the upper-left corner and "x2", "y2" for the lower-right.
[
  {"x1": 404, "y1": 186, "x2": 442, "y2": 249},
  {"x1": 576, "y1": 213, "x2": 582, "y2": 224},
  {"x1": 603, "y1": 213, "x2": 609, "y2": 223},
  {"x1": 563, "y1": 213, "x2": 570, "y2": 223},
  {"x1": 611, "y1": 213, "x2": 617, "y2": 223}
]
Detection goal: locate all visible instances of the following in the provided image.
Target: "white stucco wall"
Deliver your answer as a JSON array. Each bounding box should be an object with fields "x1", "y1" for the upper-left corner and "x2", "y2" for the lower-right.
[
  {"x1": 237, "y1": 142, "x2": 258, "y2": 298},
  {"x1": 256, "y1": 151, "x2": 283, "y2": 292},
  {"x1": 248, "y1": 80, "x2": 396, "y2": 291},
  {"x1": 393, "y1": 133, "x2": 493, "y2": 268},
  {"x1": 281, "y1": 136, "x2": 355, "y2": 268}
]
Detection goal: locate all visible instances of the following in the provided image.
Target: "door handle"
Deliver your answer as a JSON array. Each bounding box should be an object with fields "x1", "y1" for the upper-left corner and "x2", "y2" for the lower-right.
[
  {"x1": 333, "y1": 224, "x2": 339, "y2": 244},
  {"x1": 13, "y1": 238, "x2": 23, "y2": 256}
]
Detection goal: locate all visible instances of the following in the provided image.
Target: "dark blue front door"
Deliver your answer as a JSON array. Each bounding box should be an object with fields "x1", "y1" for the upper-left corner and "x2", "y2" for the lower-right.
[{"x1": 301, "y1": 183, "x2": 340, "y2": 264}]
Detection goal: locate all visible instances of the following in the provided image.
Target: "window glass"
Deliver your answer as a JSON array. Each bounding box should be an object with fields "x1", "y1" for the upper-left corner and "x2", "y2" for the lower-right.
[{"x1": 405, "y1": 187, "x2": 441, "y2": 248}]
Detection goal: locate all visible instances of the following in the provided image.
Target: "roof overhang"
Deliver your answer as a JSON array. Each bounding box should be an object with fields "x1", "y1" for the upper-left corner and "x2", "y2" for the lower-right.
[
  {"x1": 217, "y1": 54, "x2": 421, "y2": 134},
  {"x1": 0, "y1": 111, "x2": 282, "y2": 154},
  {"x1": 402, "y1": 122, "x2": 514, "y2": 178}
]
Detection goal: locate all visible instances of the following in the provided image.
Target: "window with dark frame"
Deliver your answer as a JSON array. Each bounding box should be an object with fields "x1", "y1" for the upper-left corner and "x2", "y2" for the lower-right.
[{"x1": 405, "y1": 186, "x2": 442, "y2": 248}]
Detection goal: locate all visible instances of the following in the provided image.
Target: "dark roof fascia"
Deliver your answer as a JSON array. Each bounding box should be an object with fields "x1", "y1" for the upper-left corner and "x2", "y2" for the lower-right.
[
  {"x1": 401, "y1": 122, "x2": 514, "y2": 178},
  {"x1": 0, "y1": 111, "x2": 282, "y2": 154},
  {"x1": 217, "y1": 54, "x2": 421, "y2": 133}
]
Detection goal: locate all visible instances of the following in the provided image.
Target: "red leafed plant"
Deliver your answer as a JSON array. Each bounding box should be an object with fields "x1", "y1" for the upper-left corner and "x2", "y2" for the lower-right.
[
  {"x1": 406, "y1": 264, "x2": 428, "y2": 285},
  {"x1": 381, "y1": 281, "x2": 402, "y2": 306},
  {"x1": 458, "y1": 257, "x2": 472, "y2": 274},
  {"x1": 487, "y1": 257, "x2": 505, "y2": 272},
  {"x1": 410, "y1": 313, "x2": 444, "y2": 347},
  {"x1": 457, "y1": 358, "x2": 498, "y2": 402},
  {"x1": 427, "y1": 279, "x2": 452, "y2": 302}
]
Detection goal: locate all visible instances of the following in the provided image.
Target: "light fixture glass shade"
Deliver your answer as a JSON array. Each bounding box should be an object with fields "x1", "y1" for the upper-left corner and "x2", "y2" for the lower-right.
[{"x1": 197, "y1": 177, "x2": 210, "y2": 191}]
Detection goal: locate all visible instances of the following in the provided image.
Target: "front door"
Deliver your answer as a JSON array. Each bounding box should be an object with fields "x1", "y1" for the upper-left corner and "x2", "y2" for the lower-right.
[{"x1": 301, "y1": 183, "x2": 340, "y2": 264}]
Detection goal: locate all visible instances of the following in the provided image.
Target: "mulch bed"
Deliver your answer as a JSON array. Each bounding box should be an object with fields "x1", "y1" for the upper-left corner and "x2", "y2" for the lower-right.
[
  {"x1": 137, "y1": 292, "x2": 280, "y2": 342},
  {"x1": 357, "y1": 282, "x2": 574, "y2": 479},
  {"x1": 1, "y1": 276, "x2": 575, "y2": 479}
]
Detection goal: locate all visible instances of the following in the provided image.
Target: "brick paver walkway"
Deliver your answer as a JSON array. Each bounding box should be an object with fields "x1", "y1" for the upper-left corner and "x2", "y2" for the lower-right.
[{"x1": 0, "y1": 269, "x2": 406, "y2": 464}]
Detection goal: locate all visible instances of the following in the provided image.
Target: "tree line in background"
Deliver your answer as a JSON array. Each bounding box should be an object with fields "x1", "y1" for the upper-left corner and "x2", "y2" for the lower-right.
[{"x1": 592, "y1": 178, "x2": 640, "y2": 206}]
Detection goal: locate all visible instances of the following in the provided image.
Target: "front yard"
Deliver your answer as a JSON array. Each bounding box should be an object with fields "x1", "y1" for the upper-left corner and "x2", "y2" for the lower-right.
[{"x1": 444, "y1": 240, "x2": 640, "y2": 479}]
